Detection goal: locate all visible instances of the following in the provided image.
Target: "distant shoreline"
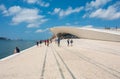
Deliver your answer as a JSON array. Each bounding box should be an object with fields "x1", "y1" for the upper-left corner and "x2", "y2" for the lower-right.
[
  {"x1": 0, "y1": 37, "x2": 11, "y2": 40},
  {"x1": 0, "y1": 37, "x2": 27, "y2": 41}
]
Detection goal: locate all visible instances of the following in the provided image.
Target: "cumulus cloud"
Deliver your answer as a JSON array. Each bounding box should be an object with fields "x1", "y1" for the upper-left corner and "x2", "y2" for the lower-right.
[
  {"x1": 86, "y1": 0, "x2": 111, "y2": 10},
  {"x1": 35, "y1": 28, "x2": 49, "y2": 33},
  {"x1": 24, "y1": 0, "x2": 50, "y2": 7},
  {"x1": 52, "y1": 6, "x2": 83, "y2": 17},
  {"x1": 84, "y1": 1, "x2": 120, "y2": 20},
  {"x1": 1, "y1": 5, "x2": 48, "y2": 28},
  {"x1": 12, "y1": 8, "x2": 42, "y2": 24},
  {"x1": 89, "y1": 2, "x2": 120, "y2": 20},
  {"x1": 0, "y1": 4, "x2": 8, "y2": 14},
  {"x1": 5, "y1": 6, "x2": 21, "y2": 16}
]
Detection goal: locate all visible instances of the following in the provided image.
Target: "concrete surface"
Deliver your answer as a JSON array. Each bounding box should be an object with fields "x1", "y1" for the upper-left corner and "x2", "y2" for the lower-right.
[{"x1": 0, "y1": 39, "x2": 120, "y2": 79}]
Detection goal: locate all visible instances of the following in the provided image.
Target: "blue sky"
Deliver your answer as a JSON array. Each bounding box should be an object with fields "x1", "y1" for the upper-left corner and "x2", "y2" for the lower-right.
[{"x1": 0, "y1": 0, "x2": 120, "y2": 40}]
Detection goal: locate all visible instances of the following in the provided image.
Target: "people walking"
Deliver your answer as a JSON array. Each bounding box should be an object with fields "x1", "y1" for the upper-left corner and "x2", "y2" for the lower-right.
[
  {"x1": 67, "y1": 39, "x2": 70, "y2": 46},
  {"x1": 70, "y1": 39, "x2": 73, "y2": 46}
]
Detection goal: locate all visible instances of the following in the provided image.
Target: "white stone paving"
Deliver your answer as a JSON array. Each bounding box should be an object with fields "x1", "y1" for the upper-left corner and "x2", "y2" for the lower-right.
[{"x1": 0, "y1": 39, "x2": 120, "y2": 79}]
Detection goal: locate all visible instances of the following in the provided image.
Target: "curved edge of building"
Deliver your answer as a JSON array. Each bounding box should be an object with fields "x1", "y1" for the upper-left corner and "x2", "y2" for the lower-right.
[{"x1": 50, "y1": 26, "x2": 120, "y2": 42}]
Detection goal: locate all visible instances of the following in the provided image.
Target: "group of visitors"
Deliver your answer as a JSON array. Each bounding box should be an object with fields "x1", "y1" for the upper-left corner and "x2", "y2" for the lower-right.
[
  {"x1": 36, "y1": 39, "x2": 52, "y2": 47},
  {"x1": 56, "y1": 37, "x2": 74, "y2": 47},
  {"x1": 44, "y1": 39, "x2": 50, "y2": 46},
  {"x1": 67, "y1": 39, "x2": 73, "y2": 46},
  {"x1": 13, "y1": 37, "x2": 74, "y2": 54},
  {"x1": 36, "y1": 37, "x2": 74, "y2": 47},
  {"x1": 36, "y1": 40, "x2": 43, "y2": 46}
]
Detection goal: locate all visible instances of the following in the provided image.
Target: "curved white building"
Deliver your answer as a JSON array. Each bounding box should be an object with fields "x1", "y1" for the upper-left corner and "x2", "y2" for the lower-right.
[{"x1": 50, "y1": 26, "x2": 120, "y2": 42}]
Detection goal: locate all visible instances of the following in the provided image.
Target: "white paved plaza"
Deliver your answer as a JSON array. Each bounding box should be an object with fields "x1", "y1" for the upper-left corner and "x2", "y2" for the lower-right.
[{"x1": 0, "y1": 39, "x2": 120, "y2": 79}]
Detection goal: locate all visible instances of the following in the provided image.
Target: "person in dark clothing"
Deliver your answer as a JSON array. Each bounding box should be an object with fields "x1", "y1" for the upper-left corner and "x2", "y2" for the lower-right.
[
  {"x1": 67, "y1": 39, "x2": 70, "y2": 46},
  {"x1": 47, "y1": 39, "x2": 49, "y2": 46},
  {"x1": 14, "y1": 47, "x2": 20, "y2": 54},
  {"x1": 57, "y1": 37, "x2": 61, "y2": 47},
  {"x1": 70, "y1": 39, "x2": 73, "y2": 46},
  {"x1": 39, "y1": 40, "x2": 42, "y2": 46},
  {"x1": 36, "y1": 41, "x2": 39, "y2": 46},
  {"x1": 44, "y1": 40, "x2": 47, "y2": 45}
]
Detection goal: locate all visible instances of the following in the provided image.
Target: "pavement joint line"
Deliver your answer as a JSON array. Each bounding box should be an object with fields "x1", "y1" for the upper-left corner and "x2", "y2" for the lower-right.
[
  {"x1": 51, "y1": 46, "x2": 65, "y2": 79},
  {"x1": 62, "y1": 47, "x2": 120, "y2": 79},
  {"x1": 69, "y1": 46, "x2": 120, "y2": 74},
  {"x1": 52, "y1": 45, "x2": 77, "y2": 79},
  {"x1": 63, "y1": 39, "x2": 120, "y2": 73},
  {"x1": 40, "y1": 47, "x2": 48, "y2": 79}
]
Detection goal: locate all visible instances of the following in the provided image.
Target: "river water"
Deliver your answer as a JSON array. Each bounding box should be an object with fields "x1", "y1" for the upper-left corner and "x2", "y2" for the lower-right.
[{"x1": 0, "y1": 40, "x2": 35, "y2": 59}]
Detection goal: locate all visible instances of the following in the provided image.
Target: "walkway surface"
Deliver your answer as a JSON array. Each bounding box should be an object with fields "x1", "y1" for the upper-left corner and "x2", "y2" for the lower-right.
[{"x1": 0, "y1": 39, "x2": 120, "y2": 79}]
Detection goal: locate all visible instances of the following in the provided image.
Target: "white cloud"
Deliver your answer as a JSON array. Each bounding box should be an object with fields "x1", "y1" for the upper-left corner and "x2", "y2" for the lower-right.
[
  {"x1": 12, "y1": 8, "x2": 42, "y2": 24},
  {"x1": 24, "y1": 0, "x2": 50, "y2": 7},
  {"x1": 89, "y1": 2, "x2": 120, "y2": 20},
  {"x1": 60, "y1": 7, "x2": 83, "y2": 17},
  {"x1": 27, "y1": 19, "x2": 48, "y2": 28},
  {"x1": 82, "y1": 25, "x2": 94, "y2": 28},
  {"x1": 35, "y1": 29, "x2": 43, "y2": 33},
  {"x1": 35, "y1": 28, "x2": 49, "y2": 33},
  {"x1": 54, "y1": 8, "x2": 61, "y2": 14},
  {"x1": 39, "y1": 1, "x2": 50, "y2": 7},
  {"x1": 86, "y1": 0, "x2": 111, "y2": 10},
  {"x1": 0, "y1": 4, "x2": 8, "y2": 14},
  {"x1": 24, "y1": 0, "x2": 38, "y2": 4},
  {"x1": 66, "y1": 23, "x2": 71, "y2": 26},
  {"x1": 1, "y1": 5, "x2": 48, "y2": 28},
  {"x1": 5, "y1": 6, "x2": 21, "y2": 16},
  {"x1": 27, "y1": 23, "x2": 40, "y2": 28},
  {"x1": 0, "y1": 4, "x2": 6, "y2": 11},
  {"x1": 82, "y1": 14, "x2": 88, "y2": 18},
  {"x1": 53, "y1": 6, "x2": 83, "y2": 17},
  {"x1": 48, "y1": 8, "x2": 61, "y2": 15}
]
